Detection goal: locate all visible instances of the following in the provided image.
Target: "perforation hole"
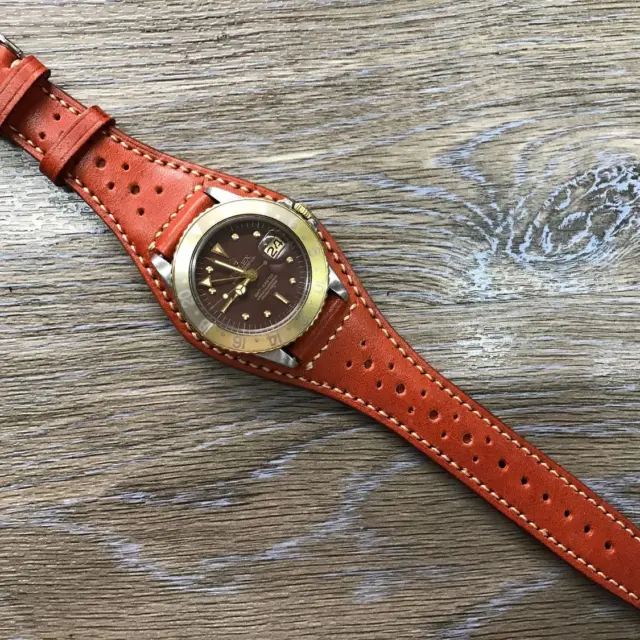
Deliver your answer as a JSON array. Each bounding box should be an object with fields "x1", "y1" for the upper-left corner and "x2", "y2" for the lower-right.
[
  {"x1": 542, "y1": 493, "x2": 550, "y2": 502},
  {"x1": 429, "y1": 409, "x2": 440, "y2": 422},
  {"x1": 584, "y1": 524, "x2": 592, "y2": 535},
  {"x1": 107, "y1": 182, "x2": 115, "y2": 190},
  {"x1": 440, "y1": 430, "x2": 447, "y2": 439},
  {"x1": 130, "y1": 184, "x2": 140, "y2": 195},
  {"x1": 95, "y1": 157, "x2": 106, "y2": 168},
  {"x1": 604, "y1": 540, "x2": 613, "y2": 551},
  {"x1": 345, "y1": 360, "x2": 352, "y2": 369},
  {"x1": 53, "y1": 113, "x2": 61, "y2": 121},
  {"x1": 395, "y1": 383, "x2": 405, "y2": 395},
  {"x1": 155, "y1": 186, "x2": 163, "y2": 194},
  {"x1": 122, "y1": 163, "x2": 130, "y2": 171},
  {"x1": 521, "y1": 476, "x2": 528, "y2": 485},
  {"x1": 564, "y1": 509, "x2": 571, "y2": 518},
  {"x1": 408, "y1": 406, "x2": 415, "y2": 414},
  {"x1": 453, "y1": 413, "x2": 459, "y2": 421},
  {"x1": 388, "y1": 362, "x2": 395, "y2": 371},
  {"x1": 137, "y1": 208, "x2": 145, "y2": 217},
  {"x1": 485, "y1": 436, "x2": 492, "y2": 445},
  {"x1": 38, "y1": 132, "x2": 46, "y2": 140},
  {"x1": 462, "y1": 433, "x2": 473, "y2": 445},
  {"x1": 376, "y1": 380, "x2": 382, "y2": 389},
  {"x1": 473, "y1": 455, "x2": 479, "y2": 463},
  {"x1": 420, "y1": 390, "x2": 427, "y2": 397},
  {"x1": 498, "y1": 458, "x2": 507, "y2": 469},
  {"x1": 364, "y1": 359, "x2": 373, "y2": 370},
  {"x1": 360, "y1": 340, "x2": 366, "y2": 348}
]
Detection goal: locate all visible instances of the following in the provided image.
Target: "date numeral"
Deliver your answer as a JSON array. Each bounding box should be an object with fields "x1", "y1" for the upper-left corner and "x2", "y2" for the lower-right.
[{"x1": 260, "y1": 232, "x2": 287, "y2": 260}]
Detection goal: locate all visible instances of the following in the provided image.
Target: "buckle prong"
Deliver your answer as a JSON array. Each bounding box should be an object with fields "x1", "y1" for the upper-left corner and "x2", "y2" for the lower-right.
[{"x1": 0, "y1": 34, "x2": 24, "y2": 59}]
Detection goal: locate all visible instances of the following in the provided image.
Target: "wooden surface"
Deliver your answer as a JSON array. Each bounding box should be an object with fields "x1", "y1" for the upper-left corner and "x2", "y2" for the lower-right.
[{"x1": 1, "y1": 2, "x2": 640, "y2": 638}]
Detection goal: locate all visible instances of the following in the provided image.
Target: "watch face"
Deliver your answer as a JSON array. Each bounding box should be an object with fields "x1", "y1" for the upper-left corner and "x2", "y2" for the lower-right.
[
  {"x1": 172, "y1": 198, "x2": 329, "y2": 354},
  {"x1": 190, "y1": 215, "x2": 312, "y2": 335}
]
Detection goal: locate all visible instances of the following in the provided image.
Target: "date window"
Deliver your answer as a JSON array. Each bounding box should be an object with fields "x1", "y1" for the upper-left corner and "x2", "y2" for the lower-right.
[{"x1": 260, "y1": 232, "x2": 287, "y2": 260}]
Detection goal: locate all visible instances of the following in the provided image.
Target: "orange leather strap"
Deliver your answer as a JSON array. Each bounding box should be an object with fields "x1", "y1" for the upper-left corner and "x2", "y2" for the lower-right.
[
  {"x1": 0, "y1": 47, "x2": 282, "y2": 263},
  {"x1": 292, "y1": 238, "x2": 640, "y2": 608},
  {"x1": 153, "y1": 188, "x2": 216, "y2": 258},
  {"x1": 40, "y1": 105, "x2": 114, "y2": 184},
  {"x1": 289, "y1": 293, "x2": 352, "y2": 365},
  {"x1": 1, "y1": 43, "x2": 638, "y2": 610},
  {"x1": 0, "y1": 55, "x2": 49, "y2": 128}
]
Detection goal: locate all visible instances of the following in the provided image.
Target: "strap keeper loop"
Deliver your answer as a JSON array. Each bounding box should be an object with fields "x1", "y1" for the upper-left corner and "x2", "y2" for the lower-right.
[
  {"x1": 0, "y1": 55, "x2": 50, "y2": 128},
  {"x1": 39, "y1": 105, "x2": 114, "y2": 185}
]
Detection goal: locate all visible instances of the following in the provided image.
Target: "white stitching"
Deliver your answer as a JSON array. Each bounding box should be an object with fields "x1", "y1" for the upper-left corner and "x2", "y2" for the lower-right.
[
  {"x1": 315, "y1": 230, "x2": 640, "y2": 548},
  {"x1": 8, "y1": 125, "x2": 44, "y2": 154},
  {"x1": 148, "y1": 184, "x2": 204, "y2": 252},
  {"x1": 41, "y1": 85, "x2": 80, "y2": 115},
  {"x1": 391, "y1": 422, "x2": 638, "y2": 601},
  {"x1": 105, "y1": 130, "x2": 274, "y2": 200},
  {"x1": 305, "y1": 302, "x2": 357, "y2": 370},
  {"x1": 40, "y1": 86, "x2": 275, "y2": 201}
]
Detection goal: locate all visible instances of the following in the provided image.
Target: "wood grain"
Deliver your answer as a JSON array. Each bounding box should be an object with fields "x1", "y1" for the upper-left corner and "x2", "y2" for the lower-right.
[{"x1": 1, "y1": 1, "x2": 640, "y2": 638}]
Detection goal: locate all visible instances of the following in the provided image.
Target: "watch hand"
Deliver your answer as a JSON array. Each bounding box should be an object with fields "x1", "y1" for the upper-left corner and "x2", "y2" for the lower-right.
[
  {"x1": 208, "y1": 274, "x2": 247, "y2": 285},
  {"x1": 221, "y1": 276, "x2": 251, "y2": 314},
  {"x1": 208, "y1": 262, "x2": 265, "y2": 314},
  {"x1": 211, "y1": 259, "x2": 247, "y2": 275}
]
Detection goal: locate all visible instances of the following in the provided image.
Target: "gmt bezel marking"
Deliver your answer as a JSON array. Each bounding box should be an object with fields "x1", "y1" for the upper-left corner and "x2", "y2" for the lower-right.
[{"x1": 172, "y1": 199, "x2": 329, "y2": 354}]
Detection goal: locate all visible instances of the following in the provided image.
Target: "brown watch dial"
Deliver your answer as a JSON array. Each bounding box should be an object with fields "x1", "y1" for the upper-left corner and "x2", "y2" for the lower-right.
[{"x1": 191, "y1": 215, "x2": 311, "y2": 334}]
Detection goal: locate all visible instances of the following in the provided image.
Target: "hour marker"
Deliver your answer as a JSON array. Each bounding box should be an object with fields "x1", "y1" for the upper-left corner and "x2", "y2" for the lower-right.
[
  {"x1": 274, "y1": 292, "x2": 290, "y2": 305},
  {"x1": 211, "y1": 243, "x2": 229, "y2": 258},
  {"x1": 264, "y1": 310, "x2": 271, "y2": 318},
  {"x1": 206, "y1": 266, "x2": 214, "y2": 273},
  {"x1": 253, "y1": 230, "x2": 261, "y2": 238},
  {"x1": 286, "y1": 256, "x2": 294, "y2": 263},
  {"x1": 242, "y1": 313, "x2": 250, "y2": 321},
  {"x1": 208, "y1": 288, "x2": 216, "y2": 295},
  {"x1": 231, "y1": 233, "x2": 239, "y2": 241},
  {"x1": 289, "y1": 277, "x2": 296, "y2": 284},
  {"x1": 222, "y1": 293, "x2": 229, "y2": 300},
  {"x1": 200, "y1": 277, "x2": 212, "y2": 287}
]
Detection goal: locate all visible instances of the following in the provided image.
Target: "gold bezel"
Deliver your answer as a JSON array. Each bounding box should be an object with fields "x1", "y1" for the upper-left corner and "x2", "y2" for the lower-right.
[{"x1": 172, "y1": 198, "x2": 329, "y2": 354}]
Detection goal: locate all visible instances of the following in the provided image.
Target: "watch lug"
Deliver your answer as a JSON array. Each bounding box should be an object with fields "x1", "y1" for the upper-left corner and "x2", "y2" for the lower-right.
[
  {"x1": 328, "y1": 265, "x2": 349, "y2": 302},
  {"x1": 204, "y1": 185, "x2": 244, "y2": 204},
  {"x1": 256, "y1": 348, "x2": 299, "y2": 369},
  {"x1": 151, "y1": 253, "x2": 173, "y2": 292},
  {"x1": 0, "y1": 34, "x2": 24, "y2": 59}
]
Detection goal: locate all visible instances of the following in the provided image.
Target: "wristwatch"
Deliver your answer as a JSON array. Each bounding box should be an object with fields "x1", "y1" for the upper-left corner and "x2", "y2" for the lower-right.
[{"x1": 1, "y1": 35, "x2": 638, "y2": 610}]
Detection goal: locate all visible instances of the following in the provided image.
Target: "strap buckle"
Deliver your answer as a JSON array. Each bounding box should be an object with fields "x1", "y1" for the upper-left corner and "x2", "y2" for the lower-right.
[{"x1": 0, "y1": 34, "x2": 24, "y2": 59}]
